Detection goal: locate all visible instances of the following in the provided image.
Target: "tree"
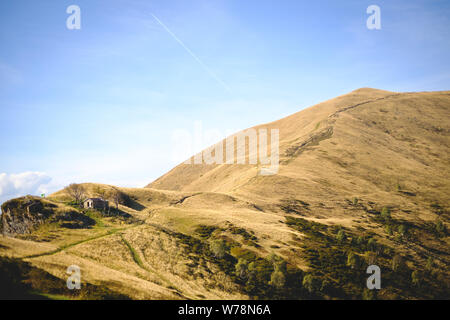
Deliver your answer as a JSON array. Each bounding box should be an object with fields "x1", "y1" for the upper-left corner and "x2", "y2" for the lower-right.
[
  {"x1": 364, "y1": 251, "x2": 377, "y2": 265},
  {"x1": 347, "y1": 252, "x2": 360, "y2": 269},
  {"x1": 392, "y1": 254, "x2": 403, "y2": 271},
  {"x1": 398, "y1": 224, "x2": 407, "y2": 237},
  {"x1": 380, "y1": 207, "x2": 391, "y2": 221},
  {"x1": 302, "y1": 274, "x2": 320, "y2": 293},
  {"x1": 356, "y1": 236, "x2": 365, "y2": 247},
  {"x1": 425, "y1": 257, "x2": 434, "y2": 273},
  {"x1": 383, "y1": 246, "x2": 393, "y2": 256},
  {"x1": 65, "y1": 183, "x2": 86, "y2": 205},
  {"x1": 320, "y1": 279, "x2": 332, "y2": 293},
  {"x1": 109, "y1": 188, "x2": 124, "y2": 210},
  {"x1": 435, "y1": 219, "x2": 445, "y2": 235},
  {"x1": 367, "y1": 238, "x2": 377, "y2": 251},
  {"x1": 336, "y1": 230, "x2": 346, "y2": 243},
  {"x1": 385, "y1": 225, "x2": 393, "y2": 236},
  {"x1": 235, "y1": 259, "x2": 248, "y2": 279},
  {"x1": 411, "y1": 270, "x2": 421, "y2": 287},
  {"x1": 244, "y1": 262, "x2": 258, "y2": 294},
  {"x1": 270, "y1": 270, "x2": 286, "y2": 288},
  {"x1": 209, "y1": 239, "x2": 227, "y2": 259},
  {"x1": 269, "y1": 253, "x2": 286, "y2": 273}
]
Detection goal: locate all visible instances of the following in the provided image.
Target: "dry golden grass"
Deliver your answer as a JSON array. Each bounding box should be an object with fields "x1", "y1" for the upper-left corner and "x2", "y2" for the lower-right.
[
  {"x1": 1, "y1": 88, "x2": 449, "y2": 299},
  {"x1": 0, "y1": 236, "x2": 58, "y2": 258}
]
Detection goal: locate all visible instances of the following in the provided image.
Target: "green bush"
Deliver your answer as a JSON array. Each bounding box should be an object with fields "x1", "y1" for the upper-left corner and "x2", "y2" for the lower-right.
[
  {"x1": 411, "y1": 270, "x2": 421, "y2": 287},
  {"x1": 398, "y1": 224, "x2": 407, "y2": 237},
  {"x1": 302, "y1": 274, "x2": 320, "y2": 293},
  {"x1": 235, "y1": 259, "x2": 249, "y2": 279},
  {"x1": 435, "y1": 219, "x2": 446, "y2": 235},
  {"x1": 391, "y1": 254, "x2": 403, "y2": 271},
  {"x1": 346, "y1": 252, "x2": 360, "y2": 269},
  {"x1": 385, "y1": 225, "x2": 393, "y2": 235},
  {"x1": 209, "y1": 239, "x2": 228, "y2": 259},
  {"x1": 426, "y1": 257, "x2": 434, "y2": 273},
  {"x1": 270, "y1": 270, "x2": 286, "y2": 288},
  {"x1": 381, "y1": 207, "x2": 391, "y2": 221},
  {"x1": 336, "y1": 230, "x2": 346, "y2": 243}
]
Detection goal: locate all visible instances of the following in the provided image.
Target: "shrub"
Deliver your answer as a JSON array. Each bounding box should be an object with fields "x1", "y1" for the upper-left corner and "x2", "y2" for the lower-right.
[
  {"x1": 364, "y1": 251, "x2": 377, "y2": 265},
  {"x1": 269, "y1": 253, "x2": 287, "y2": 273},
  {"x1": 425, "y1": 257, "x2": 434, "y2": 273},
  {"x1": 435, "y1": 219, "x2": 445, "y2": 235},
  {"x1": 411, "y1": 270, "x2": 421, "y2": 287},
  {"x1": 398, "y1": 224, "x2": 407, "y2": 237},
  {"x1": 367, "y1": 238, "x2": 377, "y2": 251},
  {"x1": 209, "y1": 239, "x2": 228, "y2": 259},
  {"x1": 356, "y1": 236, "x2": 365, "y2": 247},
  {"x1": 235, "y1": 259, "x2": 249, "y2": 279},
  {"x1": 302, "y1": 274, "x2": 320, "y2": 293},
  {"x1": 269, "y1": 270, "x2": 286, "y2": 288},
  {"x1": 362, "y1": 288, "x2": 376, "y2": 300},
  {"x1": 392, "y1": 254, "x2": 404, "y2": 271},
  {"x1": 336, "y1": 230, "x2": 346, "y2": 243},
  {"x1": 380, "y1": 207, "x2": 391, "y2": 221},
  {"x1": 347, "y1": 252, "x2": 360, "y2": 269},
  {"x1": 320, "y1": 279, "x2": 332, "y2": 292},
  {"x1": 385, "y1": 225, "x2": 393, "y2": 235}
]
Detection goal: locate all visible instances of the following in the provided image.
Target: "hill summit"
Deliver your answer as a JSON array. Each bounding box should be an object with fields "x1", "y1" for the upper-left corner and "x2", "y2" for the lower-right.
[{"x1": 148, "y1": 88, "x2": 449, "y2": 213}]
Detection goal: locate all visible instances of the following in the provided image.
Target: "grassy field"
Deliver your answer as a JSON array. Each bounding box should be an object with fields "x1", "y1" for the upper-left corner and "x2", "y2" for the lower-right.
[{"x1": 1, "y1": 88, "x2": 449, "y2": 299}]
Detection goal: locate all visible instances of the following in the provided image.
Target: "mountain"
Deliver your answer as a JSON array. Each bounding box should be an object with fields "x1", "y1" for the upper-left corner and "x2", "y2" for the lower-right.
[
  {"x1": 1, "y1": 88, "x2": 449, "y2": 300},
  {"x1": 148, "y1": 88, "x2": 449, "y2": 209}
]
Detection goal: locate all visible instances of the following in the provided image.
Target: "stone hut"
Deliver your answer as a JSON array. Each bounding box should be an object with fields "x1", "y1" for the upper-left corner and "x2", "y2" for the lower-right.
[{"x1": 83, "y1": 198, "x2": 109, "y2": 210}]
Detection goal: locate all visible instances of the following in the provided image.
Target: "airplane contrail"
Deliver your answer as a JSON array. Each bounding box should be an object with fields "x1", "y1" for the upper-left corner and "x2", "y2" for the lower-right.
[{"x1": 151, "y1": 13, "x2": 232, "y2": 94}]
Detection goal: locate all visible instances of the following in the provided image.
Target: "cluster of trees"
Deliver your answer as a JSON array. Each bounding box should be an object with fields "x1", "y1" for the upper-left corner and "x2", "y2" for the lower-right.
[
  {"x1": 286, "y1": 215, "x2": 446, "y2": 298},
  {"x1": 208, "y1": 238, "x2": 298, "y2": 298},
  {"x1": 379, "y1": 207, "x2": 447, "y2": 240},
  {"x1": 195, "y1": 211, "x2": 447, "y2": 299},
  {"x1": 65, "y1": 183, "x2": 127, "y2": 210}
]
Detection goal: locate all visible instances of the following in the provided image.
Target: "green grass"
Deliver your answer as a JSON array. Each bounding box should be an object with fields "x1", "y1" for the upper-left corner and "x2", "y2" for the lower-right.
[
  {"x1": 314, "y1": 122, "x2": 321, "y2": 131},
  {"x1": 24, "y1": 227, "x2": 125, "y2": 259},
  {"x1": 120, "y1": 235, "x2": 144, "y2": 269},
  {"x1": 85, "y1": 210, "x2": 107, "y2": 228}
]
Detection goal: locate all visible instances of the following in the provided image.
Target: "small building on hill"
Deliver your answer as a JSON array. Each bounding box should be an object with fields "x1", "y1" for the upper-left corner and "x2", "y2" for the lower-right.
[{"x1": 83, "y1": 198, "x2": 109, "y2": 210}]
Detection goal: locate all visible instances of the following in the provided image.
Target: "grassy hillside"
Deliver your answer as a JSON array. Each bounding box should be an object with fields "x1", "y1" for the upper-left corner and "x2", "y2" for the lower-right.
[{"x1": 1, "y1": 88, "x2": 449, "y2": 299}]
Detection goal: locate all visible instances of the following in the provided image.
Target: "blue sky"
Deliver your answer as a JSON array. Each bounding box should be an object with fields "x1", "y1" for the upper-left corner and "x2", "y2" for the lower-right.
[{"x1": 1, "y1": 0, "x2": 449, "y2": 203}]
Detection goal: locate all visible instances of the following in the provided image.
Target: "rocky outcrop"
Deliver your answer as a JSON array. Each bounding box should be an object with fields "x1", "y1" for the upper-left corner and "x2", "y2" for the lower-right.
[
  {"x1": 1, "y1": 196, "x2": 55, "y2": 235},
  {"x1": 1, "y1": 196, "x2": 95, "y2": 236}
]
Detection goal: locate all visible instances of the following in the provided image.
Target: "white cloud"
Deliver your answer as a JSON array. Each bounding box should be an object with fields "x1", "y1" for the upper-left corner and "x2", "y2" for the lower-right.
[{"x1": 0, "y1": 172, "x2": 52, "y2": 205}]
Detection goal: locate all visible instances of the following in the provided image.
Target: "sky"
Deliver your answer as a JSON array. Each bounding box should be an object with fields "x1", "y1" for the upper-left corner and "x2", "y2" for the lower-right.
[{"x1": 1, "y1": 0, "x2": 450, "y2": 204}]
